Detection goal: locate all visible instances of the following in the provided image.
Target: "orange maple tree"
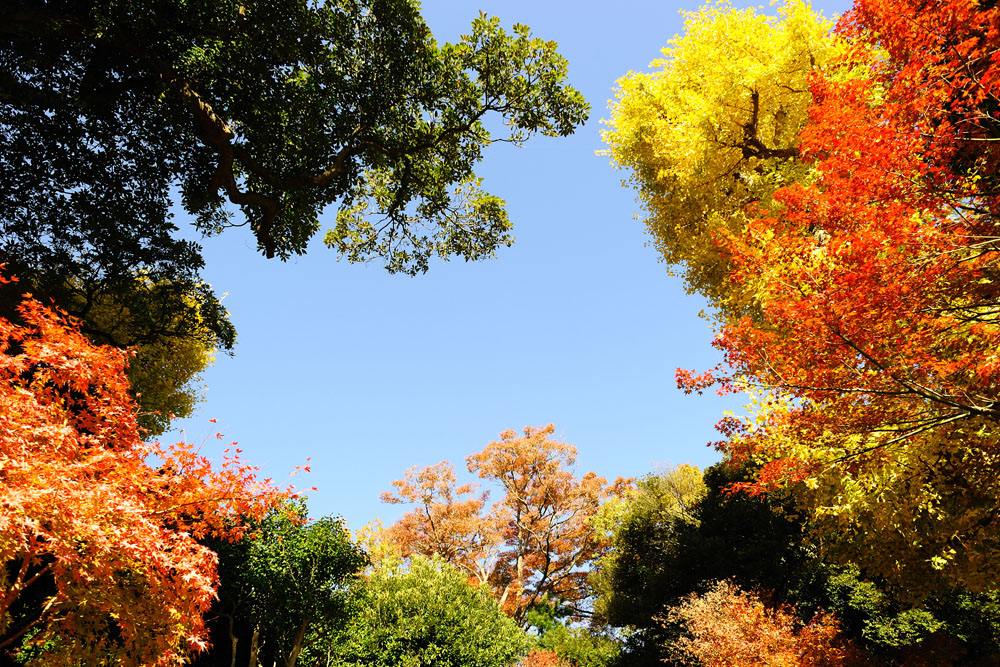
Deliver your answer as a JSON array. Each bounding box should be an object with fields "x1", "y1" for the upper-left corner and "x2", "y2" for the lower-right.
[
  {"x1": 0, "y1": 279, "x2": 288, "y2": 664},
  {"x1": 696, "y1": 0, "x2": 1000, "y2": 461},
  {"x1": 517, "y1": 649, "x2": 566, "y2": 667},
  {"x1": 380, "y1": 460, "x2": 504, "y2": 583},
  {"x1": 663, "y1": 580, "x2": 864, "y2": 667},
  {"x1": 383, "y1": 425, "x2": 622, "y2": 622},
  {"x1": 671, "y1": 0, "x2": 1000, "y2": 588}
]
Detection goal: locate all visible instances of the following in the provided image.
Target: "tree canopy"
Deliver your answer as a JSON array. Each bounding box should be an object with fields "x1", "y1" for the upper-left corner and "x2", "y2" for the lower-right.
[
  {"x1": 1, "y1": 0, "x2": 589, "y2": 432},
  {"x1": 5, "y1": 0, "x2": 1000, "y2": 663},
  {"x1": 0, "y1": 277, "x2": 287, "y2": 664},
  {"x1": 1, "y1": 0, "x2": 587, "y2": 274},
  {"x1": 663, "y1": 580, "x2": 861, "y2": 667},
  {"x1": 323, "y1": 556, "x2": 530, "y2": 667},
  {"x1": 383, "y1": 425, "x2": 622, "y2": 623},
  {"x1": 603, "y1": 0, "x2": 839, "y2": 310},
  {"x1": 605, "y1": 0, "x2": 1000, "y2": 594},
  {"x1": 593, "y1": 464, "x2": 1000, "y2": 666},
  {"x1": 196, "y1": 502, "x2": 367, "y2": 667}
]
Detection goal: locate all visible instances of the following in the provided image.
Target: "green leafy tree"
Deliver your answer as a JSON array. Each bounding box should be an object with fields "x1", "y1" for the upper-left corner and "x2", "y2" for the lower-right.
[
  {"x1": 596, "y1": 464, "x2": 1000, "y2": 666},
  {"x1": 591, "y1": 465, "x2": 712, "y2": 631},
  {"x1": 323, "y1": 555, "x2": 530, "y2": 667},
  {"x1": 820, "y1": 568, "x2": 1000, "y2": 666},
  {"x1": 1, "y1": 0, "x2": 588, "y2": 431},
  {"x1": 525, "y1": 605, "x2": 620, "y2": 667},
  {"x1": 1, "y1": 0, "x2": 588, "y2": 281},
  {"x1": 195, "y1": 502, "x2": 367, "y2": 667}
]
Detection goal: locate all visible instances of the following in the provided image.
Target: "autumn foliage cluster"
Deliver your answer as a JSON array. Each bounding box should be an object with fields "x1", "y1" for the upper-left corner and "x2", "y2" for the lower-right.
[
  {"x1": 381, "y1": 424, "x2": 622, "y2": 623},
  {"x1": 607, "y1": 0, "x2": 1000, "y2": 593},
  {"x1": 518, "y1": 649, "x2": 566, "y2": 667},
  {"x1": 0, "y1": 280, "x2": 287, "y2": 663},
  {"x1": 664, "y1": 581, "x2": 861, "y2": 667},
  {"x1": 714, "y1": 0, "x2": 1000, "y2": 587}
]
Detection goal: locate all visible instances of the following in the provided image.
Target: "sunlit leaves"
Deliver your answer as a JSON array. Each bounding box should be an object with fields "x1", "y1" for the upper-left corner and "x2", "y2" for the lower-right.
[
  {"x1": 325, "y1": 556, "x2": 530, "y2": 667},
  {"x1": 383, "y1": 425, "x2": 624, "y2": 623},
  {"x1": 603, "y1": 0, "x2": 840, "y2": 309},
  {"x1": 0, "y1": 289, "x2": 287, "y2": 663},
  {"x1": 663, "y1": 580, "x2": 862, "y2": 666},
  {"x1": 607, "y1": 0, "x2": 1000, "y2": 594}
]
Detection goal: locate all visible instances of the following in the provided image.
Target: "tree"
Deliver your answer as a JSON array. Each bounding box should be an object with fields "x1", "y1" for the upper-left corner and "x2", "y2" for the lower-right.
[
  {"x1": 590, "y1": 464, "x2": 707, "y2": 630},
  {"x1": 0, "y1": 274, "x2": 232, "y2": 436},
  {"x1": 322, "y1": 555, "x2": 530, "y2": 667},
  {"x1": 594, "y1": 463, "x2": 1000, "y2": 666},
  {"x1": 0, "y1": 278, "x2": 287, "y2": 664},
  {"x1": 663, "y1": 580, "x2": 862, "y2": 667},
  {"x1": 602, "y1": 0, "x2": 840, "y2": 309},
  {"x1": 2, "y1": 0, "x2": 589, "y2": 437},
  {"x1": 605, "y1": 0, "x2": 1000, "y2": 593},
  {"x1": 195, "y1": 502, "x2": 367, "y2": 667},
  {"x1": 380, "y1": 460, "x2": 501, "y2": 580},
  {"x1": 383, "y1": 425, "x2": 622, "y2": 623},
  {"x1": 467, "y1": 425, "x2": 620, "y2": 621},
  {"x1": 593, "y1": 464, "x2": 815, "y2": 665},
  {"x1": 518, "y1": 650, "x2": 565, "y2": 667},
  {"x1": 681, "y1": 0, "x2": 1000, "y2": 591},
  {"x1": 524, "y1": 604, "x2": 620, "y2": 667},
  {"x1": 1, "y1": 0, "x2": 588, "y2": 366},
  {"x1": 75, "y1": 277, "x2": 229, "y2": 435},
  {"x1": 819, "y1": 566, "x2": 1000, "y2": 666}
]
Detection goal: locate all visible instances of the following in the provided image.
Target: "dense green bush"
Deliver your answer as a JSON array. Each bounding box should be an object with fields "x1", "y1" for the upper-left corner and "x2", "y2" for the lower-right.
[{"x1": 320, "y1": 556, "x2": 530, "y2": 667}]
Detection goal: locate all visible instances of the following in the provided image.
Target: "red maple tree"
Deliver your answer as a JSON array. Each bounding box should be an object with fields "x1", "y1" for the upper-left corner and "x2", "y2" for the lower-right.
[
  {"x1": 677, "y1": 0, "x2": 1000, "y2": 587},
  {"x1": 0, "y1": 278, "x2": 288, "y2": 664}
]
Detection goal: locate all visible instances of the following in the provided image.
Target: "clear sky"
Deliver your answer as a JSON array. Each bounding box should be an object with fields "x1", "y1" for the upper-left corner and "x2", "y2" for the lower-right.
[{"x1": 168, "y1": 0, "x2": 850, "y2": 528}]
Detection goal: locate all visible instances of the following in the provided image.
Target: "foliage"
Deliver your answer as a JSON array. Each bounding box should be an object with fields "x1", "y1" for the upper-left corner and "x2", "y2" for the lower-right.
[
  {"x1": 593, "y1": 463, "x2": 808, "y2": 626},
  {"x1": 0, "y1": 275, "x2": 232, "y2": 436},
  {"x1": 0, "y1": 280, "x2": 287, "y2": 665},
  {"x1": 75, "y1": 278, "x2": 226, "y2": 435},
  {"x1": 195, "y1": 501, "x2": 367, "y2": 667},
  {"x1": 819, "y1": 567, "x2": 1000, "y2": 664},
  {"x1": 595, "y1": 463, "x2": 1000, "y2": 665},
  {"x1": 383, "y1": 425, "x2": 623, "y2": 623},
  {"x1": 534, "y1": 626, "x2": 619, "y2": 667},
  {"x1": 525, "y1": 605, "x2": 620, "y2": 667},
  {"x1": 126, "y1": 332, "x2": 214, "y2": 436},
  {"x1": 2, "y1": 0, "x2": 588, "y2": 437},
  {"x1": 606, "y1": 0, "x2": 1000, "y2": 593},
  {"x1": 603, "y1": 0, "x2": 839, "y2": 309},
  {"x1": 518, "y1": 650, "x2": 566, "y2": 667},
  {"x1": 591, "y1": 464, "x2": 707, "y2": 626},
  {"x1": 0, "y1": 0, "x2": 588, "y2": 279},
  {"x1": 594, "y1": 464, "x2": 815, "y2": 665},
  {"x1": 324, "y1": 555, "x2": 530, "y2": 667},
  {"x1": 690, "y1": 0, "x2": 1000, "y2": 592},
  {"x1": 663, "y1": 580, "x2": 863, "y2": 667}
]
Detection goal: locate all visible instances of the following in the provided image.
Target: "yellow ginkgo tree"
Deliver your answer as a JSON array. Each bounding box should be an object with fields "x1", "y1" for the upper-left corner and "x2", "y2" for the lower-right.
[{"x1": 603, "y1": 0, "x2": 840, "y2": 313}]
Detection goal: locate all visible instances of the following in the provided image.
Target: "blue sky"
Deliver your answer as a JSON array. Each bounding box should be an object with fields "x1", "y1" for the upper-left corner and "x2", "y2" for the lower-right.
[{"x1": 168, "y1": 0, "x2": 849, "y2": 528}]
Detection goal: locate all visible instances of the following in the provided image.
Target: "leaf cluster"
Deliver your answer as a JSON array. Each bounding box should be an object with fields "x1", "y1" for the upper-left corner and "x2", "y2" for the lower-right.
[
  {"x1": 320, "y1": 556, "x2": 530, "y2": 667},
  {"x1": 594, "y1": 464, "x2": 1000, "y2": 666}
]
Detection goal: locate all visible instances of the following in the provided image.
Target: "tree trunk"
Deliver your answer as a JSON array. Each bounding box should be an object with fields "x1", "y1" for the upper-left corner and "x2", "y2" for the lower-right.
[
  {"x1": 227, "y1": 615, "x2": 239, "y2": 667},
  {"x1": 248, "y1": 626, "x2": 260, "y2": 667},
  {"x1": 285, "y1": 618, "x2": 309, "y2": 667}
]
